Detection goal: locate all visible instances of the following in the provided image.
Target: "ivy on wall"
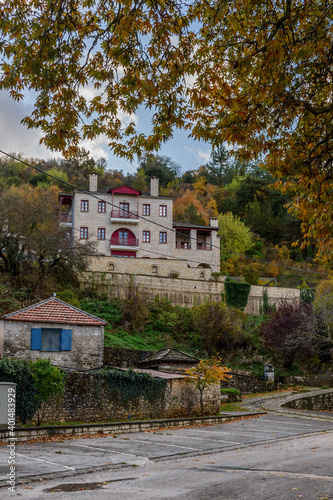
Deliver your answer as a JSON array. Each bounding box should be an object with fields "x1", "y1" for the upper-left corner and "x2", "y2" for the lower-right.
[
  {"x1": 95, "y1": 367, "x2": 167, "y2": 409},
  {"x1": 224, "y1": 278, "x2": 251, "y2": 310}
]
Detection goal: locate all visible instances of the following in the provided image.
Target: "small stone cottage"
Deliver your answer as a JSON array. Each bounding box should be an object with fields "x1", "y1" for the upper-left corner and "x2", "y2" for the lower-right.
[
  {"x1": 137, "y1": 348, "x2": 199, "y2": 372},
  {"x1": 0, "y1": 298, "x2": 107, "y2": 370}
]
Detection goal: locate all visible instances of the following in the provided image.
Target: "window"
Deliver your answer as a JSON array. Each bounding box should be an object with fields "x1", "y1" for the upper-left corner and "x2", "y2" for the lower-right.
[
  {"x1": 159, "y1": 231, "x2": 167, "y2": 243},
  {"x1": 31, "y1": 328, "x2": 72, "y2": 351},
  {"x1": 119, "y1": 202, "x2": 129, "y2": 217},
  {"x1": 143, "y1": 204, "x2": 151, "y2": 216},
  {"x1": 80, "y1": 227, "x2": 88, "y2": 239},
  {"x1": 81, "y1": 200, "x2": 89, "y2": 212},
  {"x1": 119, "y1": 229, "x2": 128, "y2": 244},
  {"x1": 98, "y1": 228, "x2": 106, "y2": 240},
  {"x1": 98, "y1": 201, "x2": 106, "y2": 213},
  {"x1": 142, "y1": 231, "x2": 150, "y2": 243},
  {"x1": 159, "y1": 205, "x2": 167, "y2": 217},
  {"x1": 109, "y1": 263, "x2": 115, "y2": 271},
  {"x1": 151, "y1": 265, "x2": 158, "y2": 274}
]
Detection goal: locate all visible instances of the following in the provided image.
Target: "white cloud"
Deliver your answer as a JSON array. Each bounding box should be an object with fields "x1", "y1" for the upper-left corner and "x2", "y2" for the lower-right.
[
  {"x1": 184, "y1": 145, "x2": 211, "y2": 166},
  {"x1": 0, "y1": 91, "x2": 61, "y2": 160}
]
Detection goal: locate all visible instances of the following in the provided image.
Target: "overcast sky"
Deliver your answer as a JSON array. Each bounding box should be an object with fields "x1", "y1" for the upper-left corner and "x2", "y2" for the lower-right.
[{"x1": 0, "y1": 90, "x2": 212, "y2": 175}]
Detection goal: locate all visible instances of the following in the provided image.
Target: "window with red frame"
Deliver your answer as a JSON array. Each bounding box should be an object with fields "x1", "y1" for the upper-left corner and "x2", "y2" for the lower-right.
[
  {"x1": 142, "y1": 231, "x2": 150, "y2": 243},
  {"x1": 159, "y1": 205, "x2": 167, "y2": 217},
  {"x1": 81, "y1": 200, "x2": 89, "y2": 212},
  {"x1": 80, "y1": 227, "x2": 88, "y2": 239},
  {"x1": 159, "y1": 231, "x2": 167, "y2": 243},
  {"x1": 97, "y1": 228, "x2": 106, "y2": 240},
  {"x1": 143, "y1": 204, "x2": 151, "y2": 216},
  {"x1": 98, "y1": 201, "x2": 106, "y2": 213}
]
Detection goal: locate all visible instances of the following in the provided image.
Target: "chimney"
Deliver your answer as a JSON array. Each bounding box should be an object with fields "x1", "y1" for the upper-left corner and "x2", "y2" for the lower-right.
[
  {"x1": 89, "y1": 173, "x2": 98, "y2": 192},
  {"x1": 150, "y1": 177, "x2": 159, "y2": 197},
  {"x1": 210, "y1": 217, "x2": 218, "y2": 227}
]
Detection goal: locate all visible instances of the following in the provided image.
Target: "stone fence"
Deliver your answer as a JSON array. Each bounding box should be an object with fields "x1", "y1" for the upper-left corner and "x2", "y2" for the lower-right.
[
  {"x1": 221, "y1": 369, "x2": 281, "y2": 394},
  {"x1": 82, "y1": 271, "x2": 300, "y2": 314},
  {"x1": 30, "y1": 371, "x2": 221, "y2": 425},
  {"x1": 283, "y1": 389, "x2": 333, "y2": 411}
]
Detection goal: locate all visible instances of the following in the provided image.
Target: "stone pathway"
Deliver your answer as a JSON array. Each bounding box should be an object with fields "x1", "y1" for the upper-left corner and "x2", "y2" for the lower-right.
[{"x1": 241, "y1": 388, "x2": 333, "y2": 421}]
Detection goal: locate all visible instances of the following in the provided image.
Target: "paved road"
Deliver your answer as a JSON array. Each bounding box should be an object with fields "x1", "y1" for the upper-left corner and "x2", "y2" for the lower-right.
[
  {"x1": 2, "y1": 429, "x2": 333, "y2": 500},
  {"x1": 0, "y1": 413, "x2": 332, "y2": 487}
]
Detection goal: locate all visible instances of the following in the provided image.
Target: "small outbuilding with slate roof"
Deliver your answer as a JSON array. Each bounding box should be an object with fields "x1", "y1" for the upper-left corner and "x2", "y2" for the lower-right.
[
  {"x1": 0, "y1": 297, "x2": 107, "y2": 370},
  {"x1": 137, "y1": 348, "x2": 199, "y2": 373}
]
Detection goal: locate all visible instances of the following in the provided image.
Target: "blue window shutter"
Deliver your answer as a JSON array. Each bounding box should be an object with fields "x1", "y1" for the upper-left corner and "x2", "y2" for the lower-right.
[
  {"x1": 31, "y1": 328, "x2": 42, "y2": 350},
  {"x1": 60, "y1": 329, "x2": 72, "y2": 351}
]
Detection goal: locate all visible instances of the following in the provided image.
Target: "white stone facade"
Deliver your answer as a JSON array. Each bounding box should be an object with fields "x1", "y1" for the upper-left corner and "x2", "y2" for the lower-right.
[{"x1": 61, "y1": 176, "x2": 221, "y2": 274}]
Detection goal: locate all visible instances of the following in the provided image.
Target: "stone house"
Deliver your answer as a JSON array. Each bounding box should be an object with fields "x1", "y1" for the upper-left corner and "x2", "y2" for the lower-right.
[
  {"x1": 0, "y1": 298, "x2": 107, "y2": 370},
  {"x1": 59, "y1": 175, "x2": 221, "y2": 277}
]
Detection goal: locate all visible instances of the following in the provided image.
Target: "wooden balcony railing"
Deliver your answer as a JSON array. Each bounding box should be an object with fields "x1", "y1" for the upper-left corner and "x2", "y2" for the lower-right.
[
  {"x1": 110, "y1": 236, "x2": 139, "y2": 247},
  {"x1": 175, "y1": 242, "x2": 191, "y2": 249}
]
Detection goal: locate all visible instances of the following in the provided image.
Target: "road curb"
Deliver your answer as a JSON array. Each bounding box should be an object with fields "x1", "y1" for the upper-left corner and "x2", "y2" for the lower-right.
[{"x1": 0, "y1": 412, "x2": 264, "y2": 444}]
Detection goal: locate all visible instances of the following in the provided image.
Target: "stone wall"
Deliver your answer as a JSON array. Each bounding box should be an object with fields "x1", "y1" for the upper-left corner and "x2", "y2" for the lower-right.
[
  {"x1": 221, "y1": 370, "x2": 281, "y2": 394},
  {"x1": 286, "y1": 374, "x2": 333, "y2": 387},
  {"x1": 31, "y1": 371, "x2": 221, "y2": 424},
  {"x1": 87, "y1": 256, "x2": 217, "y2": 280},
  {"x1": 2, "y1": 321, "x2": 104, "y2": 370},
  {"x1": 82, "y1": 271, "x2": 300, "y2": 314},
  {"x1": 283, "y1": 390, "x2": 333, "y2": 411},
  {"x1": 104, "y1": 347, "x2": 154, "y2": 368}
]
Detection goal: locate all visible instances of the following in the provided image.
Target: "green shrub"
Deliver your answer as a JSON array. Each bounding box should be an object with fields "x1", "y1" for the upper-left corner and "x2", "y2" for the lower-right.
[
  {"x1": 0, "y1": 358, "x2": 37, "y2": 424},
  {"x1": 220, "y1": 387, "x2": 240, "y2": 394}
]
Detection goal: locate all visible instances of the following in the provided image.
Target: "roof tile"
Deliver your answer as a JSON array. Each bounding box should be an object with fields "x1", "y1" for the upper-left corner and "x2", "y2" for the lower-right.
[{"x1": 2, "y1": 298, "x2": 107, "y2": 326}]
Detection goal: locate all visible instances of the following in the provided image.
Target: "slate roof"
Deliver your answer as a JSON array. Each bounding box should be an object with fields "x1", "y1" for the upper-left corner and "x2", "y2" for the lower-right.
[
  {"x1": 2, "y1": 298, "x2": 107, "y2": 326},
  {"x1": 138, "y1": 348, "x2": 199, "y2": 365},
  {"x1": 173, "y1": 221, "x2": 220, "y2": 231}
]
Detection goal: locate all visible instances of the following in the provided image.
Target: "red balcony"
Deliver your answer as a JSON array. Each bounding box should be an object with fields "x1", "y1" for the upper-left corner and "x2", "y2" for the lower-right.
[
  {"x1": 197, "y1": 242, "x2": 212, "y2": 250},
  {"x1": 111, "y1": 209, "x2": 139, "y2": 219},
  {"x1": 110, "y1": 236, "x2": 139, "y2": 247},
  {"x1": 176, "y1": 242, "x2": 191, "y2": 249}
]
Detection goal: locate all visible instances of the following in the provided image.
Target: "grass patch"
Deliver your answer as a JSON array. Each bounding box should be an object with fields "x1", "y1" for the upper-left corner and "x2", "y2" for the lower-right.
[{"x1": 220, "y1": 403, "x2": 247, "y2": 412}]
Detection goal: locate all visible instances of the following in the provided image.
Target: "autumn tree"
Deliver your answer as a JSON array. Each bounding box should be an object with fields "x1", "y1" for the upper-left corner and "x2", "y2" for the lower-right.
[
  {"x1": 192, "y1": 302, "x2": 245, "y2": 357},
  {"x1": 218, "y1": 212, "x2": 254, "y2": 261},
  {"x1": 2, "y1": 1, "x2": 333, "y2": 260},
  {"x1": 0, "y1": 184, "x2": 96, "y2": 293},
  {"x1": 185, "y1": 357, "x2": 230, "y2": 416},
  {"x1": 261, "y1": 300, "x2": 317, "y2": 371},
  {"x1": 313, "y1": 280, "x2": 333, "y2": 342}
]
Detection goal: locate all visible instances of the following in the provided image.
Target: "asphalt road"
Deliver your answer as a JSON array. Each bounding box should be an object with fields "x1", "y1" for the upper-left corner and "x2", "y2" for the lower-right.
[
  {"x1": 0, "y1": 412, "x2": 332, "y2": 498},
  {"x1": 2, "y1": 429, "x2": 333, "y2": 500}
]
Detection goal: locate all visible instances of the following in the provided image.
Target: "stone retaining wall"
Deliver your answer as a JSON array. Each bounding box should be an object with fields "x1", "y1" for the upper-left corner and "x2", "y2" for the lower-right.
[
  {"x1": 30, "y1": 371, "x2": 221, "y2": 425},
  {"x1": 104, "y1": 347, "x2": 153, "y2": 368},
  {"x1": 221, "y1": 370, "x2": 282, "y2": 394},
  {"x1": 81, "y1": 272, "x2": 300, "y2": 314},
  {"x1": 283, "y1": 390, "x2": 333, "y2": 411}
]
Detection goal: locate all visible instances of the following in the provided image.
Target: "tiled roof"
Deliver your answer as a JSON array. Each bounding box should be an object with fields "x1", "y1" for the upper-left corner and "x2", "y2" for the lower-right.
[
  {"x1": 2, "y1": 298, "x2": 107, "y2": 326},
  {"x1": 138, "y1": 348, "x2": 199, "y2": 364}
]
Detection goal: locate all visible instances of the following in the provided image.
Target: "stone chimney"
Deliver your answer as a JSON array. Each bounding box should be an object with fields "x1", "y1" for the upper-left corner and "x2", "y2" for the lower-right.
[
  {"x1": 150, "y1": 177, "x2": 159, "y2": 197},
  {"x1": 89, "y1": 173, "x2": 98, "y2": 192},
  {"x1": 210, "y1": 217, "x2": 218, "y2": 227}
]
